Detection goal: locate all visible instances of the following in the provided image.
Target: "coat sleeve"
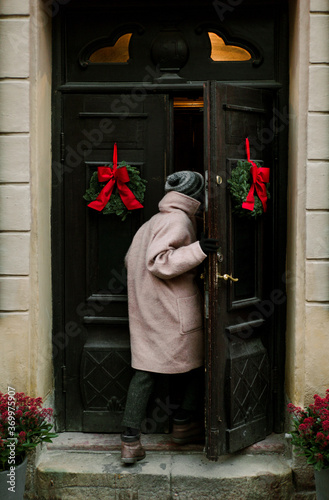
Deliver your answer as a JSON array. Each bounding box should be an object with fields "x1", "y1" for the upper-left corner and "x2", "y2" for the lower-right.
[{"x1": 146, "y1": 214, "x2": 207, "y2": 279}]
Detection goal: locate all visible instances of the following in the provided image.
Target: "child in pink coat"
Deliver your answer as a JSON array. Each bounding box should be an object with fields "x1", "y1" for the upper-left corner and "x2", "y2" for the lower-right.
[{"x1": 121, "y1": 171, "x2": 218, "y2": 464}]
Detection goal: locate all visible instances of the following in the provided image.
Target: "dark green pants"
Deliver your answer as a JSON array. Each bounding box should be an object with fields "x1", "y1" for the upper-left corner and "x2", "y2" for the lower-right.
[{"x1": 122, "y1": 367, "x2": 204, "y2": 430}]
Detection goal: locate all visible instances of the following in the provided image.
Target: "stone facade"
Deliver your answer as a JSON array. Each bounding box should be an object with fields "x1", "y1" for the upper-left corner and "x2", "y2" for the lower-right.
[
  {"x1": 304, "y1": 0, "x2": 329, "y2": 401},
  {"x1": 0, "y1": 0, "x2": 52, "y2": 398},
  {"x1": 285, "y1": 0, "x2": 329, "y2": 408},
  {"x1": 0, "y1": 2, "x2": 31, "y2": 393},
  {"x1": 0, "y1": 0, "x2": 328, "y2": 415}
]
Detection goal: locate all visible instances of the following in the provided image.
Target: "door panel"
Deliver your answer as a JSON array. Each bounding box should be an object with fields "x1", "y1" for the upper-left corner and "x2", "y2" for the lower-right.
[
  {"x1": 225, "y1": 337, "x2": 269, "y2": 451},
  {"x1": 63, "y1": 93, "x2": 169, "y2": 431},
  {"x1": 204, "y1": 82, "x2": 274, "y2": 458}
]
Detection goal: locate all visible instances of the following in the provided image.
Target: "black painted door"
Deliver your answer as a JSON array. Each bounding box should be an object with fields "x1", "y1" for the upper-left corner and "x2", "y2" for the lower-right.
[
  {"x1": 62, "y1": 93, "x2": 169, "y2": 432},
  {"x1": 60, "y1": 84, "x2": 282, "y2": 456},
  {"x1": 204, "y1": 82, "x2": 277, "y2": 458}
]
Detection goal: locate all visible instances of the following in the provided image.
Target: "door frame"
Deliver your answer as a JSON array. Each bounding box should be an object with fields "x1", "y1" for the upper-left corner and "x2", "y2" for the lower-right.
[
  {"x1": 51, "y1": 7, "x2": 289, "y2": 449},
  {"x1": 52, "y1": 81, "x2": 288, "y2": 435}
]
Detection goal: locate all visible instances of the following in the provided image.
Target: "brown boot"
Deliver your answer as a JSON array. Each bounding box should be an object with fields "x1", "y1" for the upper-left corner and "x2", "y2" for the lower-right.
[
  {"x1": 172, "y1": 420, "x2": 204, "y2": 445},
  {"x1": 121, "y1": 435, "x2": 146, "y2": 464}
]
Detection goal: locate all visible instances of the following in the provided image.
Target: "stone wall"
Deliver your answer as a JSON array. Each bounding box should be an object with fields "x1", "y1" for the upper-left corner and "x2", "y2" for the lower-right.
[
  {"x1": 0, "y1": 0, "x2": 32, "y2": 392},
  {"x1": 0, "y1": 0, "x2": 53, "y2": 398},
  {"x1": 286, "y1": 0, "x2": 329, "y2": 408},
  {"x1": 304, "y1": 0, "x2": 329, "y2": 401}
]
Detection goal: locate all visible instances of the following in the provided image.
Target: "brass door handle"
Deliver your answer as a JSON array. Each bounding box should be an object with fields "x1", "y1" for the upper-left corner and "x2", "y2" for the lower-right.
[
  {"x1": 215, "y1": 251, "x2": 238, "y2": 283},
  {"x1": 217, "y1": 273, "x2": 239, "y2": 282}
]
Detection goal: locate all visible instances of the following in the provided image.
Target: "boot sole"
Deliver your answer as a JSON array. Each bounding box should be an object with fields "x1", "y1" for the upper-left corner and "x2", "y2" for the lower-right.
[{"x1": 121, "y1": 454, "x2": 146, "y2": 464}]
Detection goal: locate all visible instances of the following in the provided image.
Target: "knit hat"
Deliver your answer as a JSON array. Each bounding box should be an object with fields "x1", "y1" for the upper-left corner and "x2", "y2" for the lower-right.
[{"x1": 164, "y1": 171, "x2": 204, "y2": 200}]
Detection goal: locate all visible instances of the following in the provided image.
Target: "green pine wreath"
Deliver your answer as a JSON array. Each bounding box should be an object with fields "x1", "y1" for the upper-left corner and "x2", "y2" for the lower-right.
[
  {"x1": 227, "y1": 160, "x2": 270, "y2": 218},
  {"x1": 83, "y1": 162, "x2": 147, "y2": 221}
]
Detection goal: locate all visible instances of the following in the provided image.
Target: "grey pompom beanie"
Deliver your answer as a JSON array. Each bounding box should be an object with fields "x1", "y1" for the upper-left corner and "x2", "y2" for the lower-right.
[{"x1": 164, "y1": 171, "x2": 204, "y2": 200}]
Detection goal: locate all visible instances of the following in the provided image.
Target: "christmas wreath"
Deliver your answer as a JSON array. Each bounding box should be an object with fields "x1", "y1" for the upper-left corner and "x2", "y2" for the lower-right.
[
  {"x1": 227, "y1": 138, "x2": 270, "y2": 218},
  {"x1": 83, "y1": 143, "x2": 147, "y2": 221}
]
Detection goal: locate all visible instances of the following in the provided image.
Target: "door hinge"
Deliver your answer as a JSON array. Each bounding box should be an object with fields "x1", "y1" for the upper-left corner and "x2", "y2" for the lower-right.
[
  {"x1": 60, "y1": 132, "x2": 65, "y2": 162},
  {"x1": 62, "y1": 365, "x2": 67, "y2": 393}
]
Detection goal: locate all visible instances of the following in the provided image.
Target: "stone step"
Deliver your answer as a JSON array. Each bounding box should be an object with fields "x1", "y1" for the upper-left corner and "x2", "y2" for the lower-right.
[
  {"x1": 29, "y1": 434, "x2": 294, "y2": 499},
  {"x1": 44, "y1": 431, "x2": 286, "y2": 455}
]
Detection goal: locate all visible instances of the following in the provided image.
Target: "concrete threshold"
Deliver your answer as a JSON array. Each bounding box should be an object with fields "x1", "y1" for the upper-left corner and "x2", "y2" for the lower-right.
[{"x1": 31, "y1": 433, "x2": 295, "y2": 499}]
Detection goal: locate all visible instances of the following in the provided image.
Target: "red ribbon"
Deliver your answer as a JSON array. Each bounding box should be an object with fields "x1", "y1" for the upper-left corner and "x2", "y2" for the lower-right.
[
  {"x1": 241, "y1": 138, "x2": 270, "y2": 212},
  {"x1": 88, "y1": 143, "x2": 143, "y2": 212}
]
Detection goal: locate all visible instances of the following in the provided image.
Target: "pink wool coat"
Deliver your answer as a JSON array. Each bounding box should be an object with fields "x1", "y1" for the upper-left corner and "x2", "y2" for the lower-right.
[{"x1": 125, "y1": 191, "x2": 207, "y2": 374}]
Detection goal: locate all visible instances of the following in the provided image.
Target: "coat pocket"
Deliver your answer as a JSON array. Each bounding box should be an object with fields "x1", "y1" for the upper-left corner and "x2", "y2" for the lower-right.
[{"x1": 177, "y1": 293, "x2": 203, "y2": 334}]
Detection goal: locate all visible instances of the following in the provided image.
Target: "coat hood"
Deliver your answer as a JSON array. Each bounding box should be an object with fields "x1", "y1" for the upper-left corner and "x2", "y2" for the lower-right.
[{"x1": 158, "y1": 191, "x2": 201, "y2": 217}]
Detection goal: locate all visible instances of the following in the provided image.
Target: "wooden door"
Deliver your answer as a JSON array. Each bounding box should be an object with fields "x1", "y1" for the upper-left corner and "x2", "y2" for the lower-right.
[
  {"x1": 62, "y1": 93, "x2": 169, "y2": 432},
  {"x1": 204, "y1": 82, "x2": 278, "y2": 459}
]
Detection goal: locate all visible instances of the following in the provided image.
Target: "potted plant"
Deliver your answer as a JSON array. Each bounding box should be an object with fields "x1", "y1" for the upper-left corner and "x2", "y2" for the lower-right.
[
  {"x1": 288, "y1": 389, "x2": 329, "y2": 500},
  {"x1": 0, "y1": 391, "x2": 57, "y2": 500}
]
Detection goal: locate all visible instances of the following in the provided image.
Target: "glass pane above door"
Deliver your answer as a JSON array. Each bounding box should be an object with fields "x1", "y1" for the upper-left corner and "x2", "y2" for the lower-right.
[
  {"x1": 208, "y1": 32, "x2": 251, "y2": 61},
  {"x1": 89, "y1": 33, "x2": 132, "y2": 63}
]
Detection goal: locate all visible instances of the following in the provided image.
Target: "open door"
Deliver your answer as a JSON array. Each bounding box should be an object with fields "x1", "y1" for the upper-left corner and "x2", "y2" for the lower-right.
[{"x1": 204, "y1": 82, "x2": 277, "y2": 459}]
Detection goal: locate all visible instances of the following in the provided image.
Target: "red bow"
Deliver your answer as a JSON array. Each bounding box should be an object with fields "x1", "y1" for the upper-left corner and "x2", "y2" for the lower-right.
[
  {"x1": 88, "y1": 143, "x2": 143, "y2": 212},
  {"x1": 241, "y1": 138, "x2": 270, "y2": 212}
]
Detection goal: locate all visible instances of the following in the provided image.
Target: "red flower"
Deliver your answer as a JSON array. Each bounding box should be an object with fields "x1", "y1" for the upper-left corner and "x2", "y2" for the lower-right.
[
  {"x1": 18, "y1": 431, "x2": 26, "y2": 443},
  {"x1": 319, "y1": 410, "x2": 329, "y2": 421},
  {"x1": 323, "y1": 420, "x2": 329, "y2": 431},
  {"x1": 316, "y1": 432, "x2": 325, "y2": 442}
]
